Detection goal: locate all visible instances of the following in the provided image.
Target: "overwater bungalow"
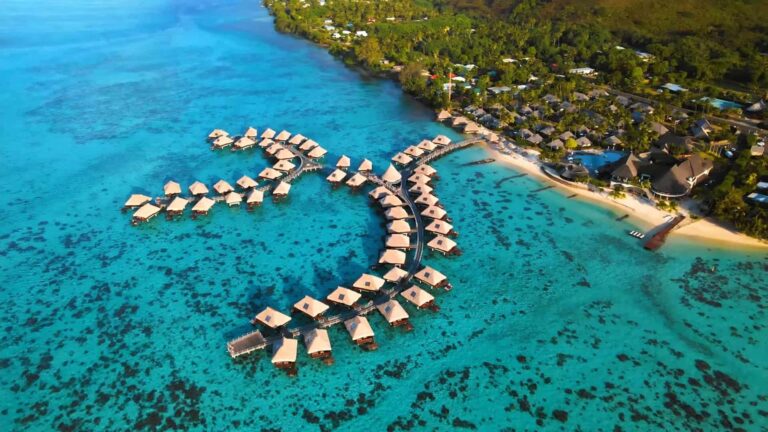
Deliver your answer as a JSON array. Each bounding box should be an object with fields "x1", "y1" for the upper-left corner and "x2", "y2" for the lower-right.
[
  {"x1": 436, "y1": 110, "x2": 452, "y2": 121},
  {"x1": 387, "y1": 219, "x2": 411, "y2": 234},
  {"x1": 381, "y1": 164, "x2": 402, "y2": 184},
  {"x1": 211, "y1": 135, "x2": 234, "y2": 149},
  {"x1": 408, "y1": 173, "x2": 431, "y2": 184},
  {"x1": 273, "y1": 160, "x2": 296, "y2": 172},
  {"x1": 379, "y1": 249, "x2": 406, "y2": 266},
  {"x1": 246, "y1": 189, "x2": 264, "y2": 209},
  {"x1": 293, "y1": 295, "x2": 330, "y2": 320},
  {"x1": 379, "y1": 194, "x2": 404, "y2": 208},
  {"x1": 451, "y1": 116, "x2": 469, "y2": 128},
  {"x1": 383, "y1": 266, "x2": 408, "y2": 284},
  {"x1": 258, "y1": 138, "x2": 274, "y2": 148},
  {"x1": 131, "y1": 203, "x2": 160, "y2": 225},
  {"x1": 346, "y1": 173, "x2": 367, "y2": 189},
  {"x1": 252, "y1": 306, "x2": 292, "y2": 329},
  {"x1": 391, "y1": 152, "x2": 413, "y2": 166},
  {"x1": 275, "y1": 130, "x2": 291, "y2": 142},
  {"x1": 123, "y1": 194, "x2": 151, "y2": 211},
  {"x1": 369, "y1": 185, "x2": 392, "y2": 200},
  {"x1": 357, "y1": 159, "x2": 373, "y2": 172},
  {"x1": 427, "y1": 235, "x2": 460, "y2": 256},
  {"x1": 404, "y1": 146, "x2": 425, "y2": 158},
  {"x1": 233, "y1": 136, "x2": 256, "y2": 151},
  {"x1": 299, "y1": 139, "x2": 318, "y2": 152},
  {"x1": 400, "y1": 285, "x2": 438, "y2": 311},
  {"x1": 163, "y1": 181, "x2": 181, "y2": 197},
  {"x1": 244, "y1": 126, "x2": 257, "y2": 139},
  {"x1": 191, "y1": 196, "x2": 215, "y2": 217},
  {"x1": 384, "y1": 207, "x2": 409, "y2": 220},
  {"x1": 165, "y1": 197, "x2": 188, "y2": 219},
  {"x1": 409, "y1": 182, "x2": 433, "y2": 195},
  {"x1": 415, "y1": 266, "x2": 451, "y2": 290},
  {"x1": 417, "y1": 139, "x2": 438, "y2": 152},
  {"x1": 266, "y1": 143, "x2": 283, "y2": 155},
  {"x1": 236, "y1": 175, "x2": 258, "y2": 190},
  {"x1": 415, "y1": 193, "x2": 439, "y2": 207},
  {"x1": 288, "y1": 134, "x2": 306, "y2": 146},
  {"x1": 425, "y1": 220, "x2": 456, "y2": 236},
  {"x1": 327, "y1": 169, "x2": 347, "y2": 185},
  {"x1": 213, "y1": 180, "x2": 234, "y2": 195},
  {"x1": 271, "y1": 337, "x2": 298, "y2": 375},
  {"x1": 385, "y1": 234, "x2": 410, "y2": 249},
  {"x1": 208, "y1": 129, "x2": 228, "y2": 140},
  {"x1": 376, "y1": 299, "x2": 412, "y2": 330},
  {"x1": 304, "y1": 328, "x2": 333, "y2": 364},
  {"x1": 261, "y1": 128, "x2": 276, "y2": 139},
  {"x1": 432, "y1": 135, "x2": 452, "y2": 146},
  {"x1": 307, "y1": 146, "x2": 327, "y2": 159},
  {"x1": 273, "y1": 181, "x2": 291, "y2": 201},
  {"x1": 414, "y1": 164, "x2": 437, "y2": 177},
  {"x1": 258, "y1": 167, "x2": 284, "y2": 181},
  {"x1": 336, "y1": 155, "x2": 351, "y2": 170},
  {"x1": 274, "y1": 149, "x2": 295, "y2": 160},
  {"x1": 187, "y1": 184, "x2": 207, "y2": 204},
  {"x1": 463, "y1": 122, "x2": 481, "y2": 133},
  {"x1": 225, "y1": 192, "x2": 241, "y2": 207},
  {"x1": 421, "y1": 206, "x2": 447, "y2": 220},
  {"x1": 326, "y1": 286, "x2": 361, "y2": 308},
  {"x1": 344, "y1": 316, "x2": 377, "y2": 350},
  {"x1": 353, "y1": 273, "x2": 385, "y2": 293}
]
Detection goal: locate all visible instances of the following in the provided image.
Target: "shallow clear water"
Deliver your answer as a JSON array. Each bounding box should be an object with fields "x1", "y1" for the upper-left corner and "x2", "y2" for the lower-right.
[{"x1": 1, "y1": 1, "x2": 766, "y2": 431}]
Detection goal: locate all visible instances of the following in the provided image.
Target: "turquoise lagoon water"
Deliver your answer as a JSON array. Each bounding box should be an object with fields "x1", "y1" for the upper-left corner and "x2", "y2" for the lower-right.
[{"x1": 1, "y1": 1, "x2": 767, "y2": 431}]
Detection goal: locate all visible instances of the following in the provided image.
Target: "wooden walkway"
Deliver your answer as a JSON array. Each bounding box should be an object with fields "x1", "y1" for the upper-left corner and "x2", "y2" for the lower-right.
[
  {"x1": 644, "y1": 215, "x2": 686, "y2": 251},
  {"x1": 227, "y1": 137, "x2": 484, "y2": 357}
]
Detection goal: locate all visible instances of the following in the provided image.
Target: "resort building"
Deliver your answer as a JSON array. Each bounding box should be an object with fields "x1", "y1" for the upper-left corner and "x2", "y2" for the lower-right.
[
  {"x1": 236, "y1": 175, "x2": 258, "y2": 190},
  {"x1": 383, "y1": 266, "x2": 408, "y2": 283},
  {"x1": 400, "y1": 285, "x2": 437, "y2": 310},
  {"x1": 303, "y1": 329, "x2": 332, "y2": 363},
  {"x1": 336, "y1": 155, "x2": 351, "y2": 170},
  {"x1": 273, "y1": 160, "x2": 296, "y2": 172},
  {"x1": 246, "y1": 189, "x2": 264, "y2": 208},
  {"x1": 191, "y1": 196, "x2": 215, "y2": 216},
  {"x1": 273, "y1": 181, "x2": 291, "y2": 200},
  {"x1": 384, "y1": 207, "x2": 409, "y2": 220},
  {"x1": 166, "y1": 197, "x2": 189, "y2": 217},
  {"x1": 387, "y1": 219, "x2": 412, "y2": 234},
  {"x1": 299, "y1": 140, "x2": 318, "y2": 152},
  {"x1": 353, "y1": 273, "x2": 385, "y2": 293},
  {"x1": 271, "y1": 337, "x2": 298, "y2": 374},
  {"x1": 425, "y1": 220, "x2": 455, "y2": 236},
  {"x1": 326, "y1": 286, "x2": 361, "y2": 308},
  {"x1": 212, "y1": 135, "x2": 234, "y2": 149},
  {"x1": 385, "y1": 234, "x2": 410, "y2": 249},
  {"x1": 224, "y1": 192, "x2": 241, "y2": 207},
  {"x1": 293, "y1": 295, "x2": 330, "y2": 320},
  {"x1": 308, "y1": 146, "x2": 327, "y2": 159},
  {"x1": 243, "y1": 126, "x2": 257, "y2": 139},
  {"x1": 288, "y1": 134, "x2": 306, "y2": 146},
  {"x1": 427, "y1": 235, "x2": 460, "y2": 256},
  {"x1": 357, "y1": 159, "x2": 373, "y2": 172},
  {"x1": 651, "y1": 154, "x2": 713, "y2": 198},
  {"x1": 253, "y1": 306, "x2": 292, "y2": 329},
  {"x1": 417, "y1": 140, "x2": 438, "y2": 152},
  {"x1": 421, "y1": 206, "x2": 447, "y2": 220},
  {"x1": 163, "y1": 181, "x2": 181, "y2": 197},
  {"x1": 275, "y1": 130, "x2": 291, "y2": 142},
  {"x1": 213, "y1": 180, "x2": 234, "y2": 195},
  {"x1": 392, "y1": 152, "x2": 413, "y2": 165},
  {"x1": 132, "y1": 203, "x2": 160, "y2": 225},
  {"x1": 233, "y1": 136, "x2": 256, "y2": 150},
  {"x1": 344, "y1": 316, "x2": 376, "y2": 350},
  {"x1": 261, "y1": 128, "x2": 276, "y2": 139},
  {"x1": 415, "y1": 266, "x2": 449, "y2": 289},
  {"x1": 379, "y1": 194, "x2": 404, "y2": 208},
  {"x1": 376, "y1": 299, "x2": 411, "y2": 330},
  {"x1": 378, "y1": 249, "x2": 406, "y2": 266},
  {"x1": 409, "y1": 183, "x2": 433, "y2": 195},
  {"x1": 381, "y1": 164, "x2": 402, "y2": 184},
  {"x1": 432, "y1": 135, "x2": 451, "y2": 146},
  {"x1": 258, "y1": 167, "x2": 283, "y2": 181},
  {"x1": 123, "y1": 194, "x2": 151, "y2": 210},
  {"x1": 346, "y1": 173, "x2": 367, "y2": 188},
  {"x1": 326, "y1": 169, "x2": 347, "y2": 184},
  {"x1": 208, "y1": 129, "x2": 228, "y2": 140}
]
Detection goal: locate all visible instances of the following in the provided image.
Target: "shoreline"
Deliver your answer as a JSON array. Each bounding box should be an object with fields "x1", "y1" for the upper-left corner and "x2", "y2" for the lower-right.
[{"x1": 480, "y1": 141, "x2": 768, "y2": 251}]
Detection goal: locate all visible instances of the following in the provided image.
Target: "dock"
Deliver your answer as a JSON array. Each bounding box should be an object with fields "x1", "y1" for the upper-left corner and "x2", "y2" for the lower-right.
[
  {"x1": 462, "y1": 157, "x2": 495, "y2": 166},
  {"x1": 644, "y1": 215, "x2": 686, "y2": 251}
]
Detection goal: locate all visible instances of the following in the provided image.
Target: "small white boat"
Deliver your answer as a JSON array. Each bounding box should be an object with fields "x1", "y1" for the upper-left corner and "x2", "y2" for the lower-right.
[{"x1": 628, "y1": 230, "x2": 646, "y2": 239}]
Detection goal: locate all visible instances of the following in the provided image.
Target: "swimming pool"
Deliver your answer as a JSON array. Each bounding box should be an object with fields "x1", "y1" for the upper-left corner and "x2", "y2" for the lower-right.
[
  {"x1": 571, "y1": 150, "x2": 626, "y2": 174},
  {"x1": 699, "y1": 97, "x2": 743, "y2": 110}
]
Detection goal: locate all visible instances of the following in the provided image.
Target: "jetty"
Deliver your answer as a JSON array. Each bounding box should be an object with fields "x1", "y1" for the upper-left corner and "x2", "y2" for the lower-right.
[{"x1": 644, "y1": 215, "x2": 686, "y2": 251}]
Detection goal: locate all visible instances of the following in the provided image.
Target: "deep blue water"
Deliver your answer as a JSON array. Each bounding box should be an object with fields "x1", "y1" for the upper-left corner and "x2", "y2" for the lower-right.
[{"x1": 1, "y1": 1, "x2": 767, "y2": 431}]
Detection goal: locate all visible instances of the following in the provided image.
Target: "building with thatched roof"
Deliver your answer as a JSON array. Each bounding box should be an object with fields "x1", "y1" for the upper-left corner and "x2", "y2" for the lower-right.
[
  {"x1": 327, "y1": 169, "x2": 347, "y2": 184},
  {"x1": 451, "y1": 116, "x2": 469, "y2": 128},
  {"x1": 421, "y1": 206, "x2": 447, "y2": 220},
  {"x1": 400, "y1": 285, "x2": 436, "y2": 310},
  {"x1": 463, "y1": 122, "x2": 481, "y2": 133},
  {"x1": 415, "y1": 266, "x2": 449, "y2": 288},
  {"x1": 391, "y1": 152, "x2": 413, "y2": 165},
  {"x1": 225, "y1": 192, "x2": 241, "y2": 207},
  {"x1": 244, "y1": 126, "x2": 257, "y2": 139},
  {"x1": 385, "y1": 234, "x2": 410, "y2": 249},
  {"x1": 417, "y1": 140, "x2": 438, "y2": 152},
  {"x1": 258, "y1": 138, "x2": 274, "y2": 148},
  {"x1": 344, "y1": 316, "x2": 375, "y2": 347},
  {"x1": 132, "y1": 203, "x2": 160, "y2": 225},
  {"x1": 271, "y1": 337, "x2": 298, "y2": 372},
  {"x1": 253, "y1": 306, "x2": 292, "y2": 329},
  {"x1": 425, "y1": 220, "x2": 454, "y2": 236},
  {"x1": 293, "y1": 295, "x2": 330, "y2": 319},
  {"x1": 376, "y1": 299, "x2": 411, "y2": 328},
  {"x1": 383, "y1": 266, "x2": 408, "y2": 283},
  {"x1": 288, "y1": 134, "x2": 306, "y2": 145},
  {"x1": 436, "y1": 110, "x2": 451, "y2": 121},
  {"x1": 415, "y1": 193, "x2": 439, "y2": 207},
  {"x1": 273, "y1": 181, "x2": 291, "y2": 198},
  {"x1": 427, "y1": 235, "x2": 459, "y2": 255},
  {"x1": 326, "y1": 286, "x2": 361, "y2": 307},
  {"x1": 414, "y1": 164, "x2": 437, "y2": 177},
  {"x1": 189, "y1": 181, "x2": 209, "y2": 196},
  {"x1": 273, "y1": 160, "x2": 296, "y2": 172},
  {"x1": 384, "y1": 207, "x2": 409, "y2": 220},
  {"x1": 381, "y1": 164, "x2": 402, "y2": 184},
  {"x1": 191, "y1": 196, "x2": 215, "y2": 215},
  {"x1": 166, "y1": 197, "x2": 189, "y2": 216},
  {"x1": 369, "y1": 185, "x2": 392, "y2": 200},
  {"x1": 233, "y1": 136, "x2": 256, "y2": 150},
  {"x1": 275, "y1": 130, "x2": 291, "y2": 142},
  {"x1": 208, "y1": 129, "x2": 228, "y2": 140},
  {"x1": 163, "y1": 181, "x2": 181, "y2": 197},
  {"x1": 379, "y1": 249, "x2": 406, "y2": 266},
  {"x1": 299, "y1": 139, "x2": 318, "y2": 151},
  {"x1": 274, "y1": 149, "x2": 295, "y2": 160},
  {"x1": 336, "y1": 155, "x2": 351, "y2": 169},
  {"x1": 246, "y1": 189, "x2": 264, "y2": 207},
  {"x1": 213, "y1": 180, "x2": 233, "y2": 195},
  {"x1": 408, "y1": 173, "x2": 431, "y2": 184},
  {"x1": 379, "y1": 194, "x2": 404, "y2": 208},
  {"x1": 304, "y1": 328, "x2": 332, "y2": 360},
  {"x1": 357, "y1": 159, "x2": 373, "y2": 172},
  {"x1": 346, "y1": 173, "x2": 367, "y2": 188},
  {"x1": 212, "y1": 135, "x2": 234, "y2": 149},
  {"x1": 404, "y1": 146, "x2": 424, "y2": 158},
  {"x1": 266, "y1": 143, "x2": 283, "y2": 155},
  {"x1": 258, "y1": 167, "x2": 284, "y2": 180},
  {"x1": 308, "y1": 146, "x2": 327, "y2": 159},
  {"x1": 409, "y1": 183, "x2": 433, "y2": 195},
  {"x1": 261, "y1": 128, "x2": 276, "y2": 139},
  {"x1": 353, "y1": 273, "x2": 385, "y2": 293},
  {"x1": 433, "y1": 135, "x2": 451, "y2": 146},
  {"x1": 387, "y1": 219, "x2": 411, "y2": 234},
  {"x1": 236, "y1": 175, "x2": 258, "y2": 190},
  {"x1": 124, "y1": 194, "x2": 151, "y2": 209}
]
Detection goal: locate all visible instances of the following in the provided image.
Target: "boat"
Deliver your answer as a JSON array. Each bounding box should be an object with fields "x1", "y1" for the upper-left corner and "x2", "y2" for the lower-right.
[{"x1": 628, "y1": 230, "x2": 645, "y2": 239}]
